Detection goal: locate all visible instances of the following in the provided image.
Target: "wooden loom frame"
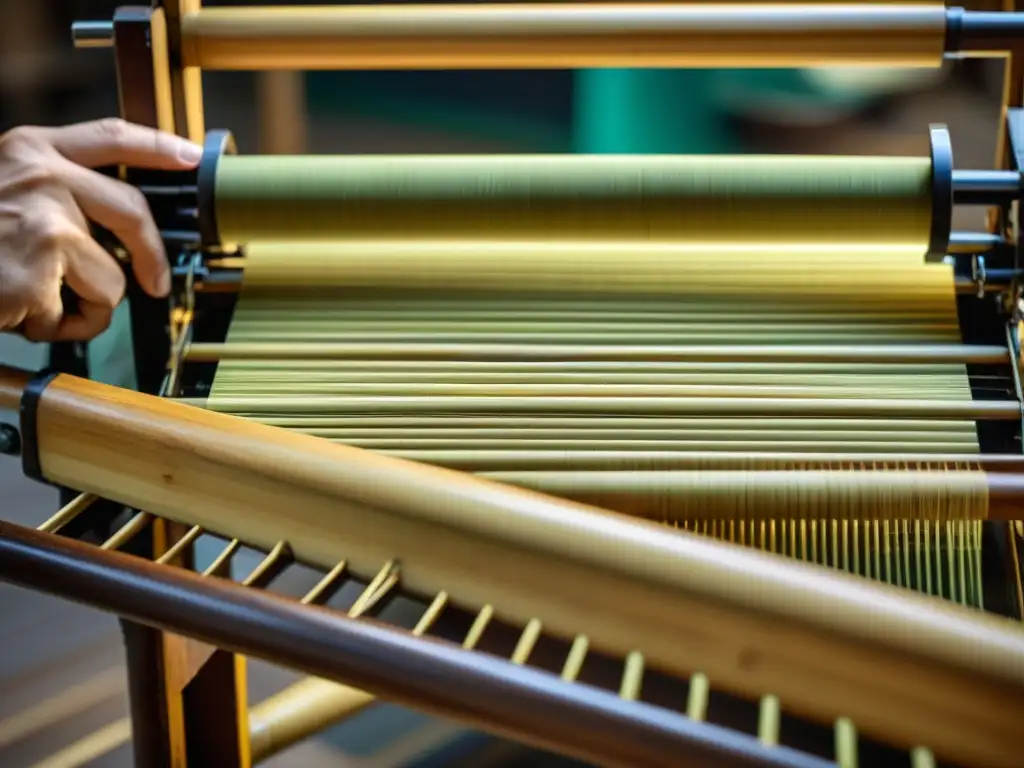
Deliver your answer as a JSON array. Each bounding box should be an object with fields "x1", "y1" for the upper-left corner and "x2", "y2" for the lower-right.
[{"x1": 3, "y1": 1, "x2": 1024, "y2": 766}]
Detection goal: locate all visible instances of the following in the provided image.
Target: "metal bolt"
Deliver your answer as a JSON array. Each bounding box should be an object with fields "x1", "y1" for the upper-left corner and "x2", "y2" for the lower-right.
[
  {"x1": 71, "y1": 20, "x2": 114, "y2": 49},
  {"x1": 0, "y1": 423, "x2": 21, "y2": 456}
]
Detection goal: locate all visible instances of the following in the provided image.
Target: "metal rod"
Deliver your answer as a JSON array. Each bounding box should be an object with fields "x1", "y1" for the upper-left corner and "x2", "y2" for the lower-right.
[
  {"x1": 947, "y1": 231, "x2": 1005, "y2": 253},
  {"x1": 953, "y1": 171, "x2": 1020, "y2": 193},
  {"x1": 957, "y1": 10, "x2": 1024, "y2": 49},
  {"x1": 71, "y1": 21, "x2": 114, "y2": 49},
  {"x1": 0, "y1": 521, "x2": 832, "y2": 768},
  {"x1": 953, "y1": 170, "x2": 1022, "y2": 205}
]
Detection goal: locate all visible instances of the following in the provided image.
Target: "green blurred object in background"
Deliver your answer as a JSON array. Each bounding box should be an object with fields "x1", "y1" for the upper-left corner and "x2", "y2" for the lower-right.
[
  {"x1": 574, "y1": 69, "x2": 740, "y2": 154},
  {"x1": 572, "y1": 67, "x2": 904, "y2": 154}
]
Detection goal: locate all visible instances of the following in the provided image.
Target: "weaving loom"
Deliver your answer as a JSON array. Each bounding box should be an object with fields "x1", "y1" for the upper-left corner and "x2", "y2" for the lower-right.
[{"x1": 3, "y1": 1, "x2": 1024, "y2": 767}]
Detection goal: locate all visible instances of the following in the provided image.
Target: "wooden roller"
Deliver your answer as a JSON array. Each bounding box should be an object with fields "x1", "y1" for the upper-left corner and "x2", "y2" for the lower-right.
[
  {"x1": 177, "y1": 3, "x2": 950, "y2": 71},
  {"x1": 1, "y1": 365, "x2": 1024, "y2": 767}
]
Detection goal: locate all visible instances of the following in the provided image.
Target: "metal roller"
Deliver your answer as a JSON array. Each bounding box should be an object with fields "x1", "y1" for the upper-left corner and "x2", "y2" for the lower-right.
[{"x1": 72, "y1": 4, "x2": 1024, "y2": 71}]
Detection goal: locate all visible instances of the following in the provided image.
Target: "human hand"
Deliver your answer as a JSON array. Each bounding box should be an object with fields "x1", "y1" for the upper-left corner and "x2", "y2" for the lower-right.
[{"x1": 0, "y1": 118, "x2": 203, "y2": 342}]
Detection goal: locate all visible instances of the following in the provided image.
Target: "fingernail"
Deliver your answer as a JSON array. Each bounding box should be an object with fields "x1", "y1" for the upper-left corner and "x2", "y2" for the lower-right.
[
  {"x1": 156, "y1": 268, "x2": 171, "y2": 297},
  {"x1": 178, "y1": 141, "x2": 203, "y2": 165}
]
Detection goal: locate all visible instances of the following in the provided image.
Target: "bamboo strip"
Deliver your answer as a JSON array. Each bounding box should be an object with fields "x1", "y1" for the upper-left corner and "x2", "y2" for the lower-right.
[
  {"x1": 475, "y1": 469, "x2": 1010, "y2": 521},
  {"x1": 188, "y1": 343, "x2": 1009, "y2": 364},
  {"x1": 371, "y1": 451, "x2": 1009, "y2": 472},
  {"x1": 190, "y1": 395, "x2": 1020, "y2": 419}
]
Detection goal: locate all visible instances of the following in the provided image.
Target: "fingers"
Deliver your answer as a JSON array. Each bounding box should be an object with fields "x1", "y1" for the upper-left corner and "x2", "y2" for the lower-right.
[
  {"x1": 7, "y1": 204, "x2": 73, "y2": 343},
  {"x1": 36, "y1": 118, "x2": 202, "y2": 170},
  {"x1": 20, "y1": 286, "x2": 64, "y2": 343},
  {"x1": 55, "y1": 157, "x2": 170, "y2": 298},
  {"x1": 53, "y1": 301, "x2": 117, "y2": 343},
  {"x1": 0, "y1": 118, "x2": 183, "y2": 344},
  {"x1": 17, "y1": 210, "x2": 125, "y2": 343},
  {"x1": 57, "y1": 231, "x2": 127, "y2": 342}
]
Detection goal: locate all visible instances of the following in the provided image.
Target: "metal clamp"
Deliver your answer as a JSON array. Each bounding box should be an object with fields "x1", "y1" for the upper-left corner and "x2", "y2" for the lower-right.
[{"x1": 18, "y1": 370, "x2": 60, "y2": 484}]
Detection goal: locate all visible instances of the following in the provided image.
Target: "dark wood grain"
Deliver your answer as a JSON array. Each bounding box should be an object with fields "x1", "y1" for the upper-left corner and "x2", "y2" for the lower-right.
[{"x1": 0, "y1": 520, "x2": 830, "y2": 768}]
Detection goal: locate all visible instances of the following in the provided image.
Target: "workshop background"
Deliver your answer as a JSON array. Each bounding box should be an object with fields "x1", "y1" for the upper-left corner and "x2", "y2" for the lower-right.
[{"x1": 0, "y1": 0, "x2": 1012, "y2": 766}]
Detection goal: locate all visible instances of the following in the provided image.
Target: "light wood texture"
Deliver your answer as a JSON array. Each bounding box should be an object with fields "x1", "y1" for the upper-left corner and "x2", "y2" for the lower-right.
[
  {"x1": 164, "y1": 0, "x2": 205, "y2": 142},
  {"x1": 257, "y1": 71, "x2": 307, "y2": 155},
  {"x1": 112, "y1": 5, "x2": 248, "y2": 763},
  {"x1": 374, "y1": 450, "x2": 1024, "y2": 471},
  {"x1": 147, "y1": 8, "x2": 175, "y2": 135},
  {"x1": 473, "y1": 468, "x2": 1020, "y2": 521},
  {"x1": 202, "y1": 238, "x2": 1008, "y2": 599},
  {"x1": 250, "y1": 679, "x2": 373, "y2": 761},
  {"x1": 187, "y1": 342, "x2": 1012, "y2": 365},
  {"x1": 7, "y1": 366, "x2": 1024, "y2": 767},
  {"x1": 0, "y1": 365, "x2": 29, "y2": 410},
  {"x1": 178, "y1": 4, "x2": 948, "y2": 70},
  {"x1": 193, "y1": 391, "x2": 1021, "y2": 420}
]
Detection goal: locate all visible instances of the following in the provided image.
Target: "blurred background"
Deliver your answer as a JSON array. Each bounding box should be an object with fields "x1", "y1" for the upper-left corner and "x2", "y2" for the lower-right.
[{"x1": 0, "y1": 0, "x2": 1013, "y2": 766}]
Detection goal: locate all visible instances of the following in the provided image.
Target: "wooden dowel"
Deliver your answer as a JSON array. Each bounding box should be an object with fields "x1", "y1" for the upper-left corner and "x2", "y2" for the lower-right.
[
  {"x1": 179, "y1": 4, "x2": 948, "y2": 71},
  {"x1": 190, "y1": 394, "x2": 1021, "y2": 420},
  {"x1": 256, "y1": 71, "x2": 307, "y2": 155},
  {"x1": 983, "y1": 473, "x2": 1024, "y2": 515},
  {"x1": 200, "y1": 384, "x2": 981, "y2": 399},
  {"x1": 184, "y1": 342, "x2": 1011, "y2": 365},
  {"x1": 249, "y1": 678, "x2": 373, "y2": 761},
  {"x1": 7, "y1": 364, "x2": 1024, "y2": 767},
  {"x1": 323, "y1": 439, "x2": 975, "y2": 453},
  {"x1": 249, "y1": 416, "x2": 980, "y2": 432},
  {"x1": 379, "y1": 450, "x2": 1024, "y2": 473},
  {"x1": 0, "y1": 364, "x2": 29, "y2": 410},
  {"x1": 0, "y1": 522, "x2": 824, "y2": 768},
  {"x1": 474, "y1": 469, "x2": 1020, "y2": 521},
  {"x1": 37, "y1": 492, "x2": 99, "y2": 534}
]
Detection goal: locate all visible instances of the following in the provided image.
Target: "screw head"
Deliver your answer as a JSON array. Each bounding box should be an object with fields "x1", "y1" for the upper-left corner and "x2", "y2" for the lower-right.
[{"x1": 0, "y1": 423, "x2": 21, "y2": 456}]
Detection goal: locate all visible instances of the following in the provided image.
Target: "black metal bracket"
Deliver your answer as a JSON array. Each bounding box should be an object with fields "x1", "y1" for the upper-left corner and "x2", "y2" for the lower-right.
[
  {"x1": 929, "y1": 124, "x2": 955, "y2": 262},
  {"x1": 17, "y1": 369, "x2": 59, "y2": 485},
  {"x1": 1006, "y1": 108, "x2": 1024, "y2": 306},
  {"x1": 197, "y1": 129, "x2": 236, "y2": 248}
]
